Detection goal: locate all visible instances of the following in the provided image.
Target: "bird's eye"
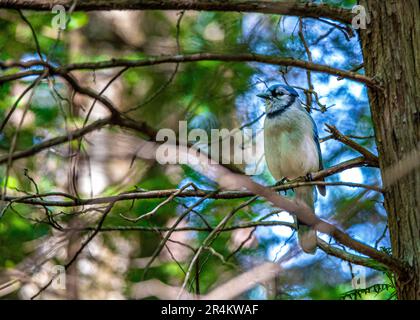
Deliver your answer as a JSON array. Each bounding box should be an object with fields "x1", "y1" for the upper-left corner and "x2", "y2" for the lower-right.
[{"x1": 270, "y1": 89, "x2": 285, "y2": 98}]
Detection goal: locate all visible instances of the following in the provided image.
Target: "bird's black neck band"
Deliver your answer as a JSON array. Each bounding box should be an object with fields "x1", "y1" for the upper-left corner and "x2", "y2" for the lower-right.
[{"x1": 266, "y1": 96, "x2": 296, "y2": 119}]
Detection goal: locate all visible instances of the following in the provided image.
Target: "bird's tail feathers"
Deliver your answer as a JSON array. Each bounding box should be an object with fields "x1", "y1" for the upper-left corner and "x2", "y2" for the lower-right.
[{"x1": 295, "y1": 186, "x2": 317, "y2": 254}]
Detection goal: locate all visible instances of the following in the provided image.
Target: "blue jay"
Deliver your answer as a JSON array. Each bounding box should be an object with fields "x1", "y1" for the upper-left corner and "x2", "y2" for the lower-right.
[{"x1": 257, "y1": 84, "x2": 326, "y2": 254}]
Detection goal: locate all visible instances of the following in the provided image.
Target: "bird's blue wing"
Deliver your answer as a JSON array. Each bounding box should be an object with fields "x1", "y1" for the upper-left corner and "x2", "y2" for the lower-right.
[{"x1": 309, "y1": 114, "x2": 326, "y2": 196}]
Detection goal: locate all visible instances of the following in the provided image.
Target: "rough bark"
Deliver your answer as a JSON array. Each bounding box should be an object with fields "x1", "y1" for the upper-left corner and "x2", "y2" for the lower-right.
[{"x1": 359, "y1": 0, "x2": 420, "y2": 300}]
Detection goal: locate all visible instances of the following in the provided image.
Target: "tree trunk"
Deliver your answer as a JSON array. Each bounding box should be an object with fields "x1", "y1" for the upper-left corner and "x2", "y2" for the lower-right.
[{"x1": 359, "y1": 0, "x2": 420, "y2": 299}]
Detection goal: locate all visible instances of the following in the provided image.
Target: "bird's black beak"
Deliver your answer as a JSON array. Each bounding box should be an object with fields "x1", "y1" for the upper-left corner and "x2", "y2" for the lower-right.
[{"x1": 256, "y1": 93, "x2": 270, "y2": 99}]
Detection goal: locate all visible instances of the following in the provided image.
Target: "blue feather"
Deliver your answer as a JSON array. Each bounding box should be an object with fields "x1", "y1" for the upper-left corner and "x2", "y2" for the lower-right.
[{"x1": 308, "y1": 112, "x2": 326, "y2": 196}]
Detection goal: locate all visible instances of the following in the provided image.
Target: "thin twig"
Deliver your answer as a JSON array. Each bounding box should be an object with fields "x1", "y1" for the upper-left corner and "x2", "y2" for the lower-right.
[
  {"x1": 325, "y1": 123, "x2": 379, "y2": 165},
  {"x1": 30, "y1": 200, "x2": 116, "y2": 299},
  {"x1": 120, "y1": 183, "x2": 195, "y2": 222},
  {"x1": 142, "y1": 190, "x2": 218, "y2": 280}
]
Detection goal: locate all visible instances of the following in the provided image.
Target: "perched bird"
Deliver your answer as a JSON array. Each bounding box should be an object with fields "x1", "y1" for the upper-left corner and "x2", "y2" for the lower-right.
[{"x1": 257, "y1": 84, "x2": 326, "y2": 254}]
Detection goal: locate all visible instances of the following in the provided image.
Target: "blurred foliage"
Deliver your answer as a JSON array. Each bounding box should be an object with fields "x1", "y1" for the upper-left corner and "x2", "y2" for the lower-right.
[{"x1": 0, "y1": 0, "x2": 392, "y2": 300}]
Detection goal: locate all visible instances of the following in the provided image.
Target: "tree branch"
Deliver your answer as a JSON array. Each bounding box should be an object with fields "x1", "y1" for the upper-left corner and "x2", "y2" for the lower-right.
[
  {"x1": 317, "y1": 239, "x2": 388, "y2": 272},
  {"x1": 4, "y1": 178, "x2": 381, "y2": 208},
  {"x1": 1, "y1": 53, "x2": 380, "y2": 88},
  {"x1": 0, "y1": 0, "x2": 353, "y2": 24},
  {"x1": 325, "y1": 124, "x2": 379, "y2": 165},
  {"x1": 59, "y1": 53, "x2": 381, "y2": 89},
  {"x1": 0, "y1": 117, "x2": 111, "y2": 165}
]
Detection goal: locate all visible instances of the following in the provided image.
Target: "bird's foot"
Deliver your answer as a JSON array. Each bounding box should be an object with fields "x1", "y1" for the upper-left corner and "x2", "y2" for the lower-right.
[
  {"x1": 305, "y1": 173, "x2": 313, "y2": 182},
  {"x1": 274, "y1": 177, "x2": 290, "y2": 186},
  {"x1": 274, "y1": 177, "x2": 293, "y2": 194}
]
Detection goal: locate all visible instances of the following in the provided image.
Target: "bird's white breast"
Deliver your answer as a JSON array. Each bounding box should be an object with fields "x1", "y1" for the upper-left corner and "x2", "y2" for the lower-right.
[{"x1": 264, "y1": 104, "x2": 320, "y2": 181}]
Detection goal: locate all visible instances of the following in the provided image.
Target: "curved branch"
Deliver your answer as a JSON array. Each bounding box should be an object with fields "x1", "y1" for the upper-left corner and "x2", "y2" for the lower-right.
[
  {"x1": 64, "y1": 53, "x2": 379, "y2": 88},
  {"x1": 0, "y1": 117, "x2": 111, "y2": 165},
  {"x1": 1, "y1": 53, "x2": 380, "y2": 88}
]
